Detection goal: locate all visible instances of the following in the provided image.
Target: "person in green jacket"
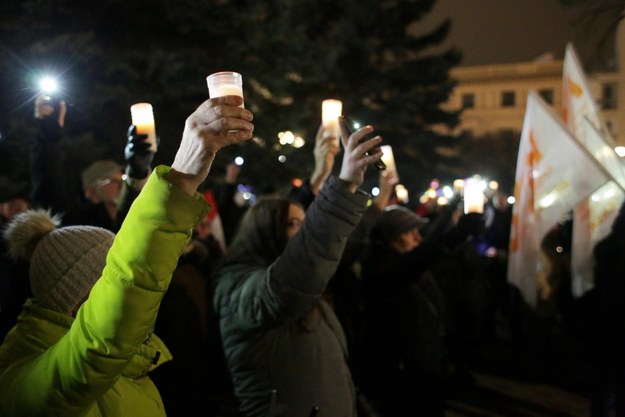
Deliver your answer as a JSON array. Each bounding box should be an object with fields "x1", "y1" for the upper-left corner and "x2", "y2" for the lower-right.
[{"x1": 0, "y1": 95, "x2": 254, "y2": 417}]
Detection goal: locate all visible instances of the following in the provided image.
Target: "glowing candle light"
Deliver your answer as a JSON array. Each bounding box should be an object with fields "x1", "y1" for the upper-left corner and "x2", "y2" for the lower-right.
[
  {"x1": 379, "y1": 145, "x2": 397, "y2": 173},
  {"x1": 463, "y1": 177, "x2": 485, "y2": 214},
  {"x1": 321, "y1": 99, "x2": 342, "y2": 145},
  {"x1": 206, "y1": 71, "x2": 244, "y2": 107},
  {"x1": 130, "y1": 103, "x2": 157, "y2": 152}
]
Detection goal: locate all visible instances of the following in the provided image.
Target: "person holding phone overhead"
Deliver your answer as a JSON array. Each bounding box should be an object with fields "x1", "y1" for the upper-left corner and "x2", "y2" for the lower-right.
[{"x1": 214, "y1": 116, "x2": 383, "y2": 417}]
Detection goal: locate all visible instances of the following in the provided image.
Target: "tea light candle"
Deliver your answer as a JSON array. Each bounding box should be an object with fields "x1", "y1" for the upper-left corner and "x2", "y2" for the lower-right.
[
  {"x1": 130, "y1": 103, "x2": 157, "y2": 152},
  {"x1": 321, "y1": 99, "x2": 342, "y2": 143},
  {"x1": 379, "y1": 145, "x2": 397, "y2": 173},
  {"x1": 211, "y1": 84, "x2": 243, "y2": 100},
  {"x1": 463, "y1": 177, "x2": 485, "y2": 214}
]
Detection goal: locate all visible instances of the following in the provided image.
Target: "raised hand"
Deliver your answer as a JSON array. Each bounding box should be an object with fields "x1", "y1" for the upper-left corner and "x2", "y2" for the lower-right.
[
  {"x1": 337, "y1": 116, "x2": 383, "y2": 193},
  {"x1": 125, "y1": 125, "x2": 154, "y2": 180},
  {"x1": 311, "y1": 125, "x2": 340, "y2": 194},
  {"x1": 57, "y1": 100, "x2": 67, "y2": 128},
  {"x1": 169, "y1": 96, "x2": 254, "y2": 195},
  {"x1": 374, "y1": 169, "x2": 400, "y2": 210}
]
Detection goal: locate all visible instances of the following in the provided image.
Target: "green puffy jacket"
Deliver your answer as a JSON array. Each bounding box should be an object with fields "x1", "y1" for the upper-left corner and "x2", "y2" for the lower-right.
[{"x1": 0, "y1": 166, "x2": 208, "y2": 417}]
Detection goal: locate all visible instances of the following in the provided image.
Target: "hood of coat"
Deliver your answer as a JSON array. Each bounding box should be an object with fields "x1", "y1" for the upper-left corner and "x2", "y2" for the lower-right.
[{"x1": 0, "y1": 299, "x2": 172, "y2": 379}]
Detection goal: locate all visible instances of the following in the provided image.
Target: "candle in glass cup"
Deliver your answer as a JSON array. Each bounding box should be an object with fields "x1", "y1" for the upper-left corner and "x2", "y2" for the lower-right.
[
  {"x1": 207, "y1": 71, "x2": 244, "y2": 107},
  {"x1": 321, "y1": 99, "x2": 342, "y2": 145},
  {"x1": 379, "y1": 145, "x2": 397, "y2": 173},
  {"x1": 130, "y1": 103, "x2": 157, "y2": 152},
  {"x1": 463, "y1": 177, "x2": 485, "y2": 214}
]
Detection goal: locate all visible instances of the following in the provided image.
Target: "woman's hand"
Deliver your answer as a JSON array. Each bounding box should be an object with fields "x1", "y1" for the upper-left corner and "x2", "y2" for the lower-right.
[
  {"x1": 337, "y1": 116, "x2": 383, "y2": 193},
  {"x1": 374, "y1": 169, "x2": 399, "y2": 210},
  {"x1": 310, "y1": 125, "x2": 340, "y2": 194},
  {"x1": 169, "y1": 96, "x2": 254, "y2": 195}
]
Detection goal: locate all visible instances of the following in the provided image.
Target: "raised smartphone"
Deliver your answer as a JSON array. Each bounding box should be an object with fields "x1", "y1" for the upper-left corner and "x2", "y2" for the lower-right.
[{"x1": 341, "y1": 115, "x2": 386, "y2": 171}]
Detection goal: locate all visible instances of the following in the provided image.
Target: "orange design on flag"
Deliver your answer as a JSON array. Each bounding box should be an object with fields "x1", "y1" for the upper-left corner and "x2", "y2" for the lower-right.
[
  {"x1": 509, "y1": 214, "x2": 520, "y2": 252},
  {"x1": 525, "y1": 130, "x2": 542, "y2": 216},
  {"x1": 577, "y1": 199, "x2": 590, "y2": 222},
  {"x1": 510, "y1": 129, "x2": 542, "y2": 252},
  {"x1": 567, "y1": 77, "x2": 583, "y2": 98}
]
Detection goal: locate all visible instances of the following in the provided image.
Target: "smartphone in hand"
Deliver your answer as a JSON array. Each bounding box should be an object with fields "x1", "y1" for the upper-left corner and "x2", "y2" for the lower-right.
[{"x1": 342, "y1": 115, "x2": 386, "y2": 171}]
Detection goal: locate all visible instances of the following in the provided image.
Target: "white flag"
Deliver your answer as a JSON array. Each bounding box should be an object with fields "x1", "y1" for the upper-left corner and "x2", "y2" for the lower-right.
[
  {"x1": 508, "y1": 91, "x2": 609, "y2": 306},
  {"x1": 562, "y1": 43, "x2": 604, "y2": 138},
  {"x1": 563, "y1": 43, "x2": 625, "y2": 297}
]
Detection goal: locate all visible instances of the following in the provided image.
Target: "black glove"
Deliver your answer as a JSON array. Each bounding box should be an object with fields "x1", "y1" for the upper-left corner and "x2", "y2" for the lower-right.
[{"x1": 125, "y1": 125, "x2": 155, "y2": 180}]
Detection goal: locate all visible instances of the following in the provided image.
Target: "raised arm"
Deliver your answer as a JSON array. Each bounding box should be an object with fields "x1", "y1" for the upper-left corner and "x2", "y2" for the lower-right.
[
  {"x1": 219, "y1": 115, "x2": 382, "y2": 327},
  {"x1": 0, "y1": 96, "x2": 254, "y2": 416}
]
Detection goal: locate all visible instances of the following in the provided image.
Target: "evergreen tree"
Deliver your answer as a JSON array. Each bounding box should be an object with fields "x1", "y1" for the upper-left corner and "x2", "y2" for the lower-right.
[{"x1": 0, "y1": 0, "x2": 462, "y2": 195}]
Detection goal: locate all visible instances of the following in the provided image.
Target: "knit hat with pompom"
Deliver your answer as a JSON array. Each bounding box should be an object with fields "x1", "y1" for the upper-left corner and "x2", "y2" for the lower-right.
[{"x1": 3, "y1": 209, "x2": 115, "y2": 315}]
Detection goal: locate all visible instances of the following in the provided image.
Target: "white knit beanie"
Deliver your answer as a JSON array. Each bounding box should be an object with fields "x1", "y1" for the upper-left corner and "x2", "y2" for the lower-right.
[{"x1": 3, "y1": 209, "x2": 115, "y2": 315}]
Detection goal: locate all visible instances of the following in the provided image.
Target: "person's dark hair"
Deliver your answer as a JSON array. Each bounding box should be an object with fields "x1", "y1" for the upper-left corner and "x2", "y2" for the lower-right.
[{"x1": 224, "y1": 195, "x2": 294, "y2": 267}]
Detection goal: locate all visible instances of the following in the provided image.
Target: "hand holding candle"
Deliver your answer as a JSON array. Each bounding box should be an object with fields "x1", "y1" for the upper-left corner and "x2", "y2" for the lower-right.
[{"x1": 130, "y1": 103, "x2": 157, "y2": 152}]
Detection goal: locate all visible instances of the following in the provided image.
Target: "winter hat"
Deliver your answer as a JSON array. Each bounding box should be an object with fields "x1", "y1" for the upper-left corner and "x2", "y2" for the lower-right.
[
  {"x1": 371, "y1": 205, "x2": 429, "y2": 245},
  {"x1": 3, "y1": 209, "x2": 115, "y2": 315},
  {"x1": 81, "y1": 160, "x2": 123, "y2": 190}
]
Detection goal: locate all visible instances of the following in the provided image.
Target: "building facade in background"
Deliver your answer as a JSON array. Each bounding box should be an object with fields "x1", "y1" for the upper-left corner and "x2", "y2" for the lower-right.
[
  {"x1": 440, "y1": 54, "x2": 623, "y2": 145},
  {"x1": 441, "y1": 14, "x2": 625, "y2": 148}
]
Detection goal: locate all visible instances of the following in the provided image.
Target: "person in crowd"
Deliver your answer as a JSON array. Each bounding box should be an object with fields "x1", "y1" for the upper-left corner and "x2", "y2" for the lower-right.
[
  {"x1": 483, "y1": 190, "x2": 512, "y2": 252},
  {"x1": 0, "y1": 184, "x2": 32, "y2": 343},
  {"x1": 359, "y1": 205, "x2": 446, "y2": 417},
  {"x1": 75, "y1": 124, "x2": 154, "y2": 232},
  {"x1": 0, "y1": 186, "x2": 31, "y2": 228},
  {"x1": 0, "y1": 95, "x2": 254, "y2": 417},
  {"x1": 30, "y1": 95, "x2": 68, "y2": 212},
  {"x1": 429, "y1": 211, "x2": 490, "y2": 388},
  {"x1": 521, "y1": 223, "x2": 571, "y2": 382},
  {"x1": 188, "y1": 192, "x2": 228, "y2": 278},
  {"x1": 287, "y1": 123, "x2": 397, "y2": 388},
  {"x1": 214, "y1": 162, "x2": 250, "y2": 246},
  {"x1": 589, "y1": 201, "x2": 625, "y2": 417},
  {"x1": 481, "y1": 191, "x2": 515, "y2": 340},
  {"x1": 150, "y1": 189, "x2": 233, "y2": 417},
  {"x1": 199, "y1": 189, "x2": 228, "y2": 253},
  {"x1": 213, "y1": 116, "x2": 383, "y2": 417},
  {"x1": 0, "y1": 97, "x2": 155, "y2": 342},
  {"x1": 79, "y1": 159, "x2": 126, "y2": 229},
  {"x1": 31, "y1": 94, "x2": 154, "y2": 232},
  {"x1": 326, "y1": 168, "x2": 399, "y2": 383},
  {"x1": 289, "y1": 125, "x2": 340, "y2": 210}
]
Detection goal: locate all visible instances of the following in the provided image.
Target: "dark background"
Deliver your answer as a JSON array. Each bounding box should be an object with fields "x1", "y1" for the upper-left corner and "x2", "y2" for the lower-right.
[{"x1": 0, "y1": 0, "x2": 615, "y2": 202}]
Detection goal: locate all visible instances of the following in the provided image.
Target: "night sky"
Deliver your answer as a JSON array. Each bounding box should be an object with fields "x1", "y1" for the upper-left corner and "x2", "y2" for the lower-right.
[{"x1": 420, "y1": 0, "x2": 614, "y2": 68}]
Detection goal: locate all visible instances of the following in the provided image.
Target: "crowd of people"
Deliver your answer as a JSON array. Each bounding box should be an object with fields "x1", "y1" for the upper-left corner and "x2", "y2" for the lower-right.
[{"x1": 0, "y1": 90, "x2": 622, "y2": 417}]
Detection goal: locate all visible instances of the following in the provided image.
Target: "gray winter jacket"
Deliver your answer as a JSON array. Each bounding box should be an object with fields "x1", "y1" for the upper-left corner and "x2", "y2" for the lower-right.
[{"x1": 214, "y1": 176, "x2": 369, "y2": 417}]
